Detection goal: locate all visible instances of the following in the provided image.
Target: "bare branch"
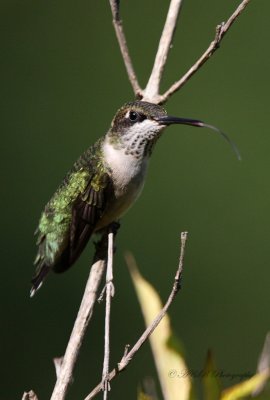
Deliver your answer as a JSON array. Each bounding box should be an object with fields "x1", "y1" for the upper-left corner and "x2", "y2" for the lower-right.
[
  {"x1": 143, "y1": 0, "x2": 184, "y2": 102},
  {"x1": 84, "y1": 232, "x2": 188, "y2": 400},
  {"x1": 50, "y1": 235, "x2": 108, "y2": 400},
  {"x1": 159, "y1": 0, "x2": 251, "y2": 104},
  {"x1": 102, "y1": 231, "x2": 115, "y2": 399},
  {"x1": 109, "y1": 0, "x2": 142, "y2": 97}
]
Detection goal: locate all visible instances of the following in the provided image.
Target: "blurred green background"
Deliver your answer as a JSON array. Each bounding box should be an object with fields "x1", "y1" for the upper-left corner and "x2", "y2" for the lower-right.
[{"x1": 0, "y1": 0, "x2": 269, "y2": 399}]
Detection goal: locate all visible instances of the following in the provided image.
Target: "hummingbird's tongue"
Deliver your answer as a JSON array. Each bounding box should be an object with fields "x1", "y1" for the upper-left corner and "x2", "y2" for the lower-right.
[{"x1": 157, "y1": 115, "x2": 241, "y2": 160}]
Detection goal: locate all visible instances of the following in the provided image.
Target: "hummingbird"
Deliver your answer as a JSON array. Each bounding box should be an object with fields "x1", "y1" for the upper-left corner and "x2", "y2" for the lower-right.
[{"x1": 30, "y1": 100, "x2": 239, "y2": 296}]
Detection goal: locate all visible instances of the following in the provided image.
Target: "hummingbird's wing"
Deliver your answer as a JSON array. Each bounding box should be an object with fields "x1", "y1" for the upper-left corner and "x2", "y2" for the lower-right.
[
  {"x1": 31, "y1": 166, "x2": 113, "y2": 295},
  {"x1": 67, "y1": 173, "x2": 113, "y2": 268}
]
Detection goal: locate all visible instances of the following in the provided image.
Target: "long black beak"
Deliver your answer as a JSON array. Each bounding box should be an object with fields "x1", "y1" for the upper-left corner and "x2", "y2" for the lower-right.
[{"x1": 157, "y1": 115, "x2": 241, "y2": 160}]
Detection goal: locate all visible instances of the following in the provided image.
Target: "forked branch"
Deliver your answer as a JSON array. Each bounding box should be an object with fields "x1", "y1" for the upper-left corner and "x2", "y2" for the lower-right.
[{"x1": 109, "y1": 0, "x2": 251, "y2": 104}]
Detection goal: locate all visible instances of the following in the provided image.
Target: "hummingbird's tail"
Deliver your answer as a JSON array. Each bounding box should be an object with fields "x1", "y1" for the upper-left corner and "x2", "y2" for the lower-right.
[{"x1": 30, "y1": 262, "x2": 50, "y2": 297}]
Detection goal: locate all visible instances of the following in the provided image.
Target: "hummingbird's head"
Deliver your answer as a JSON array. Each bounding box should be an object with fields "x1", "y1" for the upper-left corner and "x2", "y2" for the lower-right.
[
  {"x1": 108, "y1": 101, "x2": 172, "y2": 157},
  {"x1": 107, "y1": 100, "x2": 240, "y2": 159}
]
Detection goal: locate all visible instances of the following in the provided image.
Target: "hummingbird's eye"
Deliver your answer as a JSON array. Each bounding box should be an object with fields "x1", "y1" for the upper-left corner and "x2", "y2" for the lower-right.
[{"x1": 129, "y1": 111, "x2": 139, "y2": 122}]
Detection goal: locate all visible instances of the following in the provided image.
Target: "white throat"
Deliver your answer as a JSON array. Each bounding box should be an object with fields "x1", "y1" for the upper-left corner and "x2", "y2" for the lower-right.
[{"x1": 103, "y1": 139, "x2": 149, "y2": 193}]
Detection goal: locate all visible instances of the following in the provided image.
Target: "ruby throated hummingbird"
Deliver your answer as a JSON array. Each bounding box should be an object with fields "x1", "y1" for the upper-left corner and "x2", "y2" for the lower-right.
[{"x1": 30, "y1": 101, "x2": 239, "y2": 296}]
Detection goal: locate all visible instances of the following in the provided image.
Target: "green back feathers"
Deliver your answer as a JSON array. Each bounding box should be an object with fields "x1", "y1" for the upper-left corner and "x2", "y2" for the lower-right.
[{"x1": 36, "y1": 137, "x2": 107, "y2": 265}]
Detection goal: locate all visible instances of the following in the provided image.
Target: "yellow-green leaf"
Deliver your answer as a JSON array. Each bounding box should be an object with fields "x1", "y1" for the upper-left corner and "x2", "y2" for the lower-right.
[
  {"x1": 126, "y1": 252, "x2": 192, "y2": 400},
  {"x1": 203, "y1": 350, "x2": 221, "y2": 400},
  {"x1": 221, "y1": 371, "x2": 270, "y2": 400}
]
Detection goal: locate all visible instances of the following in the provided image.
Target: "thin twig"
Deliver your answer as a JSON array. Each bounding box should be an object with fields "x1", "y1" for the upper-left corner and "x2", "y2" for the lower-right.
[
  {"x1": 50, "y1": 235, "x2": 108, "y2": 400},
  {"x1": 159, "y1": 0, "x2": 251, "y2": 104},
  {"x1": 143, "y1": 0, "x2": 184, "y2": 102},
  {"x1": 109, "y1": 0, "x2": 142, "y2": 97},
  {"x1": 84, "y1": 232, "x2": 188, "y2": 400},
  {"x1": 102, "y1": 231, "x2": 115, "y2": 399}
]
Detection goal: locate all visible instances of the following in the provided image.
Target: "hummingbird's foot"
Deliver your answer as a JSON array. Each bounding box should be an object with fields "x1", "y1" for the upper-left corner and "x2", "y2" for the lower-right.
[
  {"x1": 98, "y1": 280, "x2": 115, "y2": 303},
  {"x1": 93, "y1": 234, "x2": 109, "y2": 261},
  {"x1": 108, "y1": 221, "x2": 121, "y2": 235}
]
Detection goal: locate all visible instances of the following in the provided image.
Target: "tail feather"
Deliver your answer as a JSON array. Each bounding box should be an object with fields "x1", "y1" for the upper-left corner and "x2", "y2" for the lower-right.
[{"x1": 30, "y1": 263, "x2": 50, "y2": 297}]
